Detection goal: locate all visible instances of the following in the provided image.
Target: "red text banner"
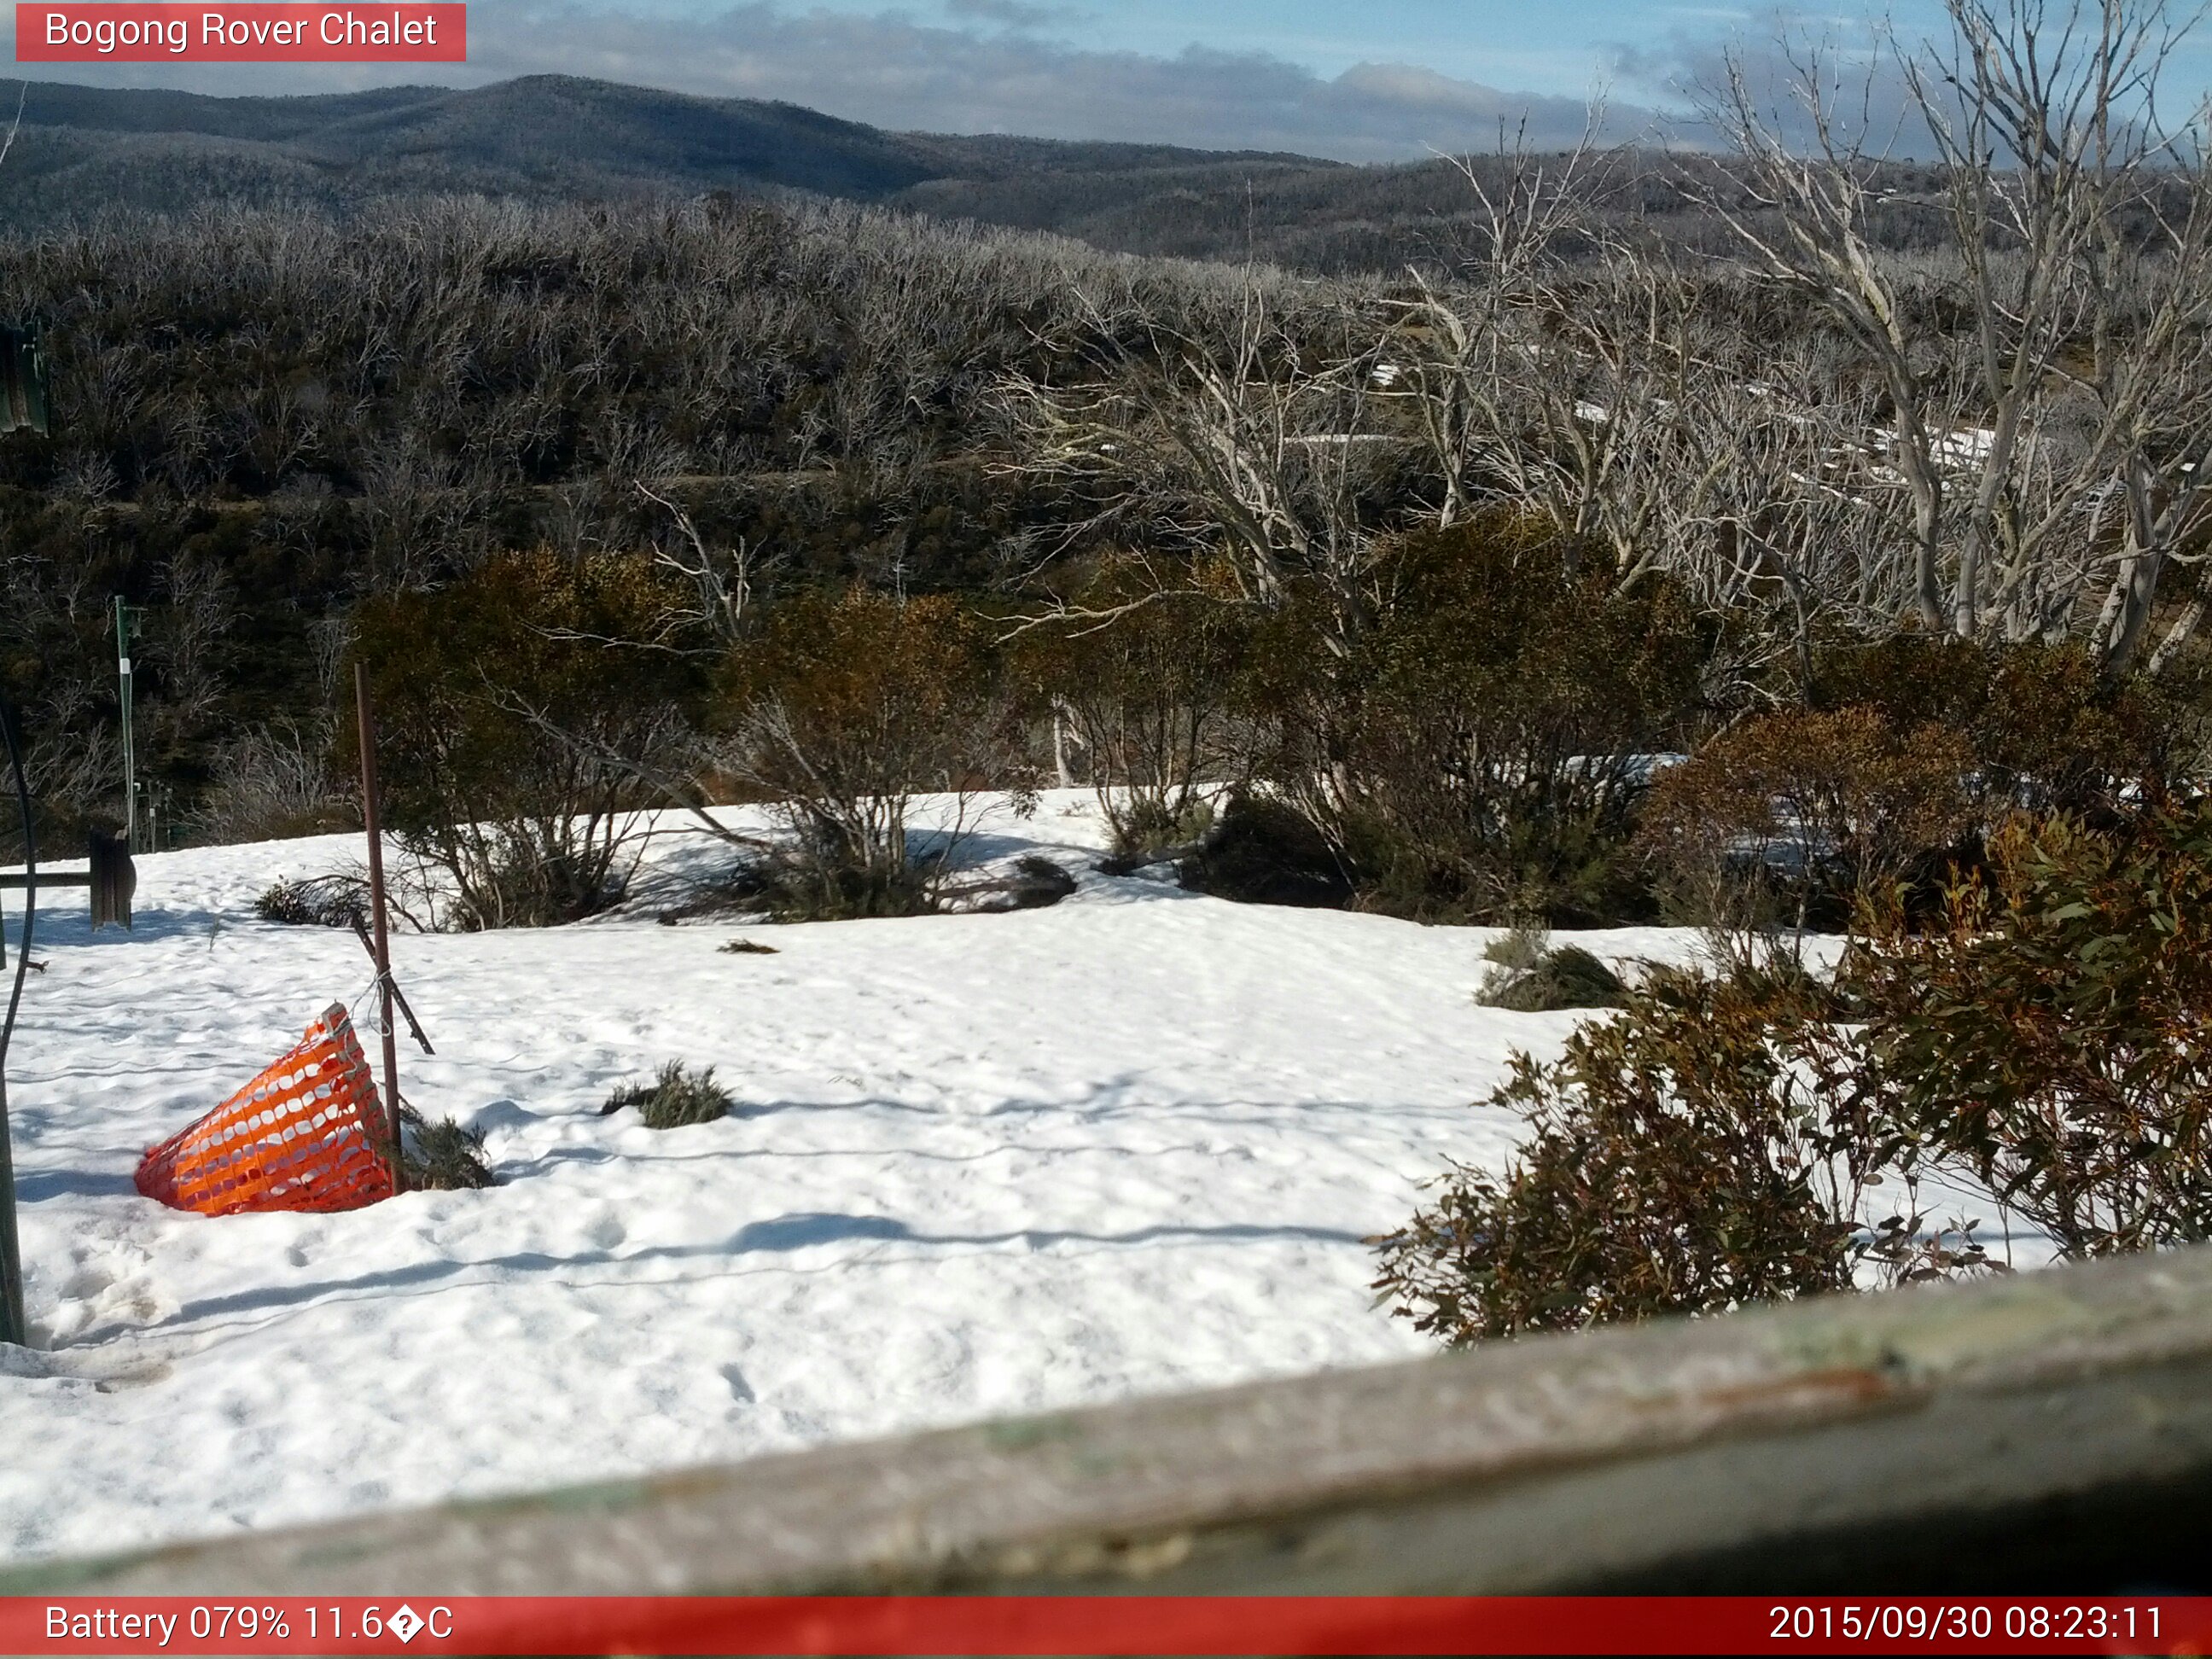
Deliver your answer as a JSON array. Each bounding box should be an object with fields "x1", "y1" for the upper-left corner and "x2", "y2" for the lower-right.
[
  {"x1": 3, "y1": 1596, "x2": 2210, "y2": 1656},
  {"x1": 16, "y1": 3, "x2": 464, "y2": 61}
]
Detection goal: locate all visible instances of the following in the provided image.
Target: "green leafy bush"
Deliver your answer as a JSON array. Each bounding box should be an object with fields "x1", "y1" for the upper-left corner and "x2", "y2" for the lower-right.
[
  {"x1": 601, "y1": 1061, "x2": 735, "y2": 1130},
  {"x1": 399, "y1": 1107, "x2": 497, "y2": 1190},
  {"x1": 1849, "y1": 799, "x2": 2212, "y2": 1255},
  {"x1": 1479, "y1": 926, "x2": 1549, "y2": 973},
  {"x1": 1374, "y1": 967, "x2": 1867, "y2": 1342}
]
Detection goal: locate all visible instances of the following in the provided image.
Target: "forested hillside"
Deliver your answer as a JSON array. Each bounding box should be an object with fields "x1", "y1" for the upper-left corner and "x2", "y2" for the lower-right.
[
  {"x1": 0, "y1": 76, "x2": 1343, "y2": 248},
  {"x1": 9, "y1": 3, "x2": 2212, "y2": 1517},
  {"x1": 4, "y1": 0, "x2": 2209, "y2": 928},
  {"x1": 0, "y1": 195, "x2": 1344, "y2": 839}
]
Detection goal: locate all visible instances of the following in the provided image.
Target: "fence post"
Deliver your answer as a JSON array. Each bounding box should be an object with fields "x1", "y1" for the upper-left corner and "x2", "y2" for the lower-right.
[{"x1": 353, "y1": 663, "x2": 406, "y2": 1194}]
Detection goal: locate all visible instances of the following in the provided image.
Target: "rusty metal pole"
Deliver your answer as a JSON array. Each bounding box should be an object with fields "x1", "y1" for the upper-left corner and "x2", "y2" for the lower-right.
[{"x1": 353, "y1": 662, "x2": 406, "y2": 1194}]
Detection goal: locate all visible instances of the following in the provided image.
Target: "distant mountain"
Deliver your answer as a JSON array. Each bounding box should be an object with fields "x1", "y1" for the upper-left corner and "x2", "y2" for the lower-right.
[
  {"x1": 0, "y1": 73, "x2": 1726, "y2": 271},
  {"x1": 2, "y1": 79, "x2": 438, "y2": 142},
  {"x1": 0, "y1": 75, "x2": 1324, "y2": 208}
]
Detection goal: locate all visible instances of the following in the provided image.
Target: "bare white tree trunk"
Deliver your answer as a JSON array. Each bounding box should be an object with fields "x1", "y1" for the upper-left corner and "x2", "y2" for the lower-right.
[{"x1": 1699, "y1": 0, "x2": 2212, "y2": 667}]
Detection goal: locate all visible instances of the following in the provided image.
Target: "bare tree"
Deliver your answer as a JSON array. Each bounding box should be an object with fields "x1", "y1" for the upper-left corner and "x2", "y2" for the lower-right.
[
  {"x1": 1379, "y1": 129, "x2": 1721, "y2": 585},
  {"x1": 1003, "y1": 276, "x2": 1394, "y2": 659},
  {"x1": 1702, "y1": 0, "x2": 2212, "y2": 670},
  {"x1": 635, "y1": 480, "x2": 760, "y2": 651}
]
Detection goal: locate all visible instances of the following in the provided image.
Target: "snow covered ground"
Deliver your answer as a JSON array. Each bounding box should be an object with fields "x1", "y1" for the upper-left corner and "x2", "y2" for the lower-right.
[{"x1": 0, "y1": 794, "x2": 1837, "y2": 1564}]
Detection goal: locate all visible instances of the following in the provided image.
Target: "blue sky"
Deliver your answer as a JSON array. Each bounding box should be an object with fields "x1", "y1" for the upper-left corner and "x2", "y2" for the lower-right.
[{"x1": 9, "y1": 0, "x2": 2194, "y2": 160}]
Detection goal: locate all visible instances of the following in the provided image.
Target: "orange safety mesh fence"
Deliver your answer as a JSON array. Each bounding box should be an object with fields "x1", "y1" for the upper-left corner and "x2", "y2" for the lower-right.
[{"x1": 135, "y1": 1003, "x2": 395, "y2": 1216}]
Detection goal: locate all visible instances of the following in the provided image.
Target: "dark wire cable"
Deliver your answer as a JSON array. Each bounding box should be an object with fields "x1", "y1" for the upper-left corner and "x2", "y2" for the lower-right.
[
  {"x1": 0, "y1": 700, "x2": 33, "y2": 1343},
  {"x1": 0, "y1": 704, "x2": 32, "y2": 1074}
]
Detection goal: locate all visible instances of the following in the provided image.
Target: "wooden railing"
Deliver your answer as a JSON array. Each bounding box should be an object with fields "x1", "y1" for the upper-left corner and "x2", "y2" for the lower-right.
[{"x1": 10, "y1": 1244, "x2": 2212, "y2": 1594}]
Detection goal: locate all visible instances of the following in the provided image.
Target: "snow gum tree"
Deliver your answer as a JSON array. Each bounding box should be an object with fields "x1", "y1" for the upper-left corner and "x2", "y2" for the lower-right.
[{"x1": 1703, "y1": 0, "x2": 2212, "y2": 672}]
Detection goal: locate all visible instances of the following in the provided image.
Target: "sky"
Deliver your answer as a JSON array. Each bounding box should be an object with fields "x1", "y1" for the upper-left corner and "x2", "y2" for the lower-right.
[{"x1": 5, "y1": 0, "x2": 2199, "y2": 161}]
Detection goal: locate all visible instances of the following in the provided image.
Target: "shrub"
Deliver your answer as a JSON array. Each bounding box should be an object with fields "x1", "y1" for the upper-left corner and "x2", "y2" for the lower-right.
[
  {"x1": 1377, "y1": 792, "x2": 2212, "y2": 1350},
  {"x1": 719, "y1": 937, "x2": 779, "y2": 955},
  {"x1": 1812, "y1": 635, "x2": 2177, "y2": 812},
  {"x1": 1266, "y1": 515, "x2": 1720, "y2": 925},
  {"x1": 193, "y1": 720, "x2": 354, "y2": 845},
  {"x1": 400, "y1": 1107, "x2": 496, "y2": 1190},
  {"x1": 1639, "y1": 707, "x2": 1974, "y2": 933},
  {"x1": 722, "y1": 587, "x2": 1004, "y2": 920},
  {"x1": 1479, "y1": 926, "x2": 1549, "y2": 974},
  {"x1": 253, "y1": 873, "x2": 369, "y2": 928},
  {"x1": 1476, "y1": 936, "x2": 1627, "y2": 1012},
  {"x1": 1373, "y1": 967, "x2": 1869, "y2": 1342},
  {"x1": 351, "y1": 550, "x2": 704, "y2": 929},
  {"x1": 1009, "y1": 555, "x2": 1251, "y2": 856},
  {"x1": 1849, "y1": 798, "x2": 2212, "y2": 1256},
  {"x1": 601, "y1": 1061, "x2": 734, "y2": 1130},
  {"x1": 1176, "y1": 791, "x2": 1353, "y2": 907}
]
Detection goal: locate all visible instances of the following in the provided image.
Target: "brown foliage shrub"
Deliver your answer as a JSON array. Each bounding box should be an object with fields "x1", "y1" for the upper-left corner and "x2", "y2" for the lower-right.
[
  {"x1": 1268, "y1": 514, "x2": 1719, "y2": 924},
  {"x1": 1639, "y1": 707, "x2": 1974, "y2": 932},
  {"x1": 1812, "y1": 635, "x2": 2177, "y2": 811},
  {"x1": 352, "y1": 550, "x2": 701, "y2": 928},
  {"x1": 1377, "y1": 794, "x2": 2212, "y2": 1349},
  {"x1": 723, "y1": 586, "x2": 1006, "y2": 919}
]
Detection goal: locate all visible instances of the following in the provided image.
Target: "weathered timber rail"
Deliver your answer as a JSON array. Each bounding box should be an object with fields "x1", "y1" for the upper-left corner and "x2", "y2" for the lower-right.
[{"x1": 9, "y1": 1245, "x2": 2212, "y2": 1594}]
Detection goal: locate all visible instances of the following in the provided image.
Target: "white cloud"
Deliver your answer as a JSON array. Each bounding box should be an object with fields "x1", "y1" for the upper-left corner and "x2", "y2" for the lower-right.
[
  {"x1": 1603, "y1": 7, "x2": 1943, "y2": 157},
  {"x1": 940, "y1": 0, "x2": 1084, "y2": 30},
  {"x1": 459, "y1": 3, "x2": 1678, "y2": 157}
]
